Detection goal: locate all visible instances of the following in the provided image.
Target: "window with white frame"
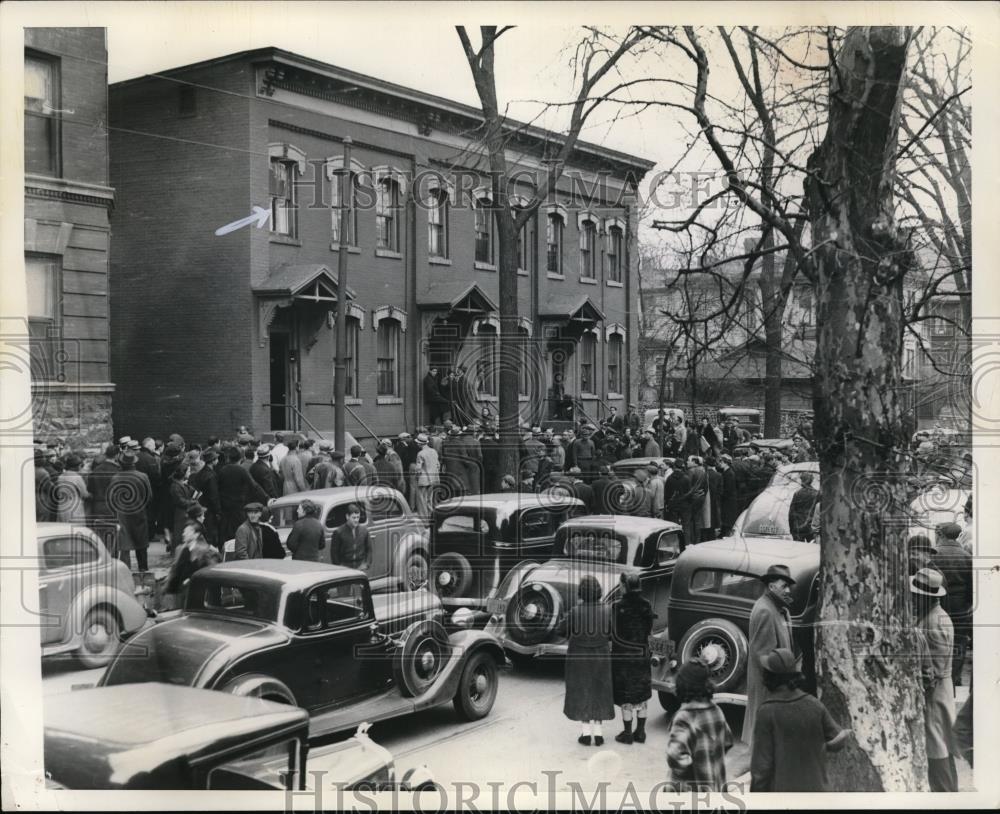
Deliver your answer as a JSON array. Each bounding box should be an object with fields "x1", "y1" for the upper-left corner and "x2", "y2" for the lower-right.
[
  {"x1": 270, "y1": 158, "x2": 297, "y2": 236},
  {"x1": 474, "y1": 198, "x2": 494, "y2": 265},
  {"x1": 25, "y1": 53, "x2": 59, "y2": 176},
  {"x1": 517, "y1": 215, "x2": 536, "y2": 274},
  {"x1": 607, "y1": 333, "x2": 623, "y2": 393},
  {"x1": 580, "y1": 332, "x2": 597, "y2": 394},
  {"x1": 427, "y1": 188, "x2": 449, "y2": 258},
  {"x1": 342, "y1": 316, "x2": 360, "y2": 397},
  {"x1": 546, "y1": 213, "x2": 564, "y2": 274},
  {"x1": 606, "y1": 226, "x2": 623, "y2": 283},
  {"x1": 376, "y1": 319, "x2": 401, "y2": 396},
  {"x1": 330, "y1": 170, "x2": 359, "y2": 247},
  {"x1": 26, "y1": 255, "x2": 60, "y2": 381},
  {"x1": 477, "y1": 323, "x2": 498, "y2": 396},
  {"x1": 376, "y1": 176, "x2": 401, "y2": 252},
  {"x1": 580, "y1": 220, "x2": 597, "y2": 278}
]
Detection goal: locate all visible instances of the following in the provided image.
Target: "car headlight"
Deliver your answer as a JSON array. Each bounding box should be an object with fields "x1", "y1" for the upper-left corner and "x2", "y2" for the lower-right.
[{"x1": 451, "y1": 608, "x2": 475, "y2": 629}]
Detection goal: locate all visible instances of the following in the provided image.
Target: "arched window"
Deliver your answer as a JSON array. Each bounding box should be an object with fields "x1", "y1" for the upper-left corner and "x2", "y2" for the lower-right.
[
  {"x1": 376, "y1": 318, "x2": 401, "y2": 396},
  {"x1": 607, "y1": 332, "x2": 624, "y2": 394},
  {"x1": 580, "y1": 332, "x2": 598, "y2": 394},
  {"x1": 606, "y1": 226, "x2": 624, "y2": 283},
  {"x1": 546, "y1": 212, "x2": 564, "y2": 275},
  {"x1": 517, "y1": 214, "x2": 536, "y2": 274},
  {"x1": 474, "y1": 197, "x2": 494, "y2": 265},
  {"x1": 337, "y1": 315, "x2": 361, "y2": 398},
  {"x1": 579, "y1": 218, "x2": 598, "y2": 279},
  {"x1": 427, "y1": 187, "x2": 449, "y2": 259},
  {"x1": 477, "y1": 323, "x2": 498, "y2": 396},
  {"x1": 376, "y1": 176, "x2": 401, "y2": 252},
  {"x1": 268, "y1": 143, "x2": 306, "y2": 237},
  {"x1": 329, "y1": 170, "x2": 360, "y2": 247}
]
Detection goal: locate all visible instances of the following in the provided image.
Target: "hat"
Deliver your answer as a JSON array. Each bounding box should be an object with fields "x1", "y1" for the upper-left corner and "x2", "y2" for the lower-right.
[
  {"x1": 244, "y1": 502, "x2": 265, "y2": 513},
  {"x1": 202, "y1": 450, "x2": 219, "y2": 466},
  {"x1": 168, "y1": 433, "x2": 185, "y2": 445},
  {"x1": 760, "y1": 647, "x2": 801, "y2": 675},
  {"x1": 163, "y1": 442, "x2": 182, "y2": 459},
  {"x1": 331, "y1": 450, "x2": 345, "y2": 460},
  {"x1": 937, "y1": 522, "x2": 962, "y2": 540},
  {"x1": 620, "y1": 572, "x2": 641, "y2": 594},
  {"x1": 415, "y1": 433, "x2": 429, "y2": 445},
  {"x1": 646, "y1": 464, "x2": 659, "y2": 475},
  {"x1": 185, "y1": 502, "x2": 206, "y2": 520},
  {"x1": 126, "y1": 439, "x2": 140, "y2": 450},
  {"x1": 568, "y1": 466, "x2": 582, "y2": 475},
  {"x1": 398, "y1": 432, "x2": 412, "y2": 440},
  {"x1": 760, "y1": 564, "x2": 796, "y2": 586},
  {"x1": 907, "y1": 534, "x2": 937, "y2": 555},
  {"x1": 675, "y1": 659, "x2": 711, "y2": 691},
  {"x1": 120, "y1": 450, "x2": 138, "y2": 463},
  {"x1": 531, "y1": 426, "x2": 542, "y2": 435},
  {"x1": 350, "y1": 444, "x2": 364, "y2": 457},
  {"x1": 318, "y1": 440, "x2": 333, "y2": 451},
  {"x1": 910, "y1": 567, "x2": 946, "y2": 597},
  {"x1": 256, "y1": 444, "x2": 273, "y2": 457},
  {"x1": 118, "y1": 435, "x2": 132, "y2": 446},
  {"x1": 448, "y1": 427, "x2": 461, "y2": 436}
]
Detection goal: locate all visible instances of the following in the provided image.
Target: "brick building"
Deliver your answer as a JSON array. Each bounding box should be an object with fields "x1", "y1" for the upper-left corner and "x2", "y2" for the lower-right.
[
  {"x1": 108, "y1": 48, "x2": 653, "y2": 443},
  {"x1": 24, "y1": 28, "x2": 115, "y2": 451}
]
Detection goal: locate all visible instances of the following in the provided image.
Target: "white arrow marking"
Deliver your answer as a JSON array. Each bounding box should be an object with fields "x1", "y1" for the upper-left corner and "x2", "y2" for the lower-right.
[{"x1": 215, "y1": 206, "x2": 271, "y2": 236}]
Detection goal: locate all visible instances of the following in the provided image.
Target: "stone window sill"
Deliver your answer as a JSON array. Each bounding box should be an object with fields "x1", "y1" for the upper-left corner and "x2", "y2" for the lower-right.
[
  {"x1": 518, "y1": 395, "x2": 530, "y2": 402},
  {"x1": 476, "y1": 394, "x2": 499, "y2": 402},
  {"x1": 429, "y1": 256, "x2": 452, "y2": 266},
  {"x1": 331, "y1": 397, "x2": 363, "y2": 406},
  {"x1": 375, "y1": 249, "x2": 402, "y2": 259},
  {"x1": 475, "y1": 261, "x2": 497, "y2": 272},
  {"x1": 607, "y1": 393, "x2": 624, "y2": 401},
  {"x1": 517, "y1": 268, "x2": 531, "y2": 277},
  {"x1": 330, "y1": 244, "x2": 362, "y2": 254},
  {"x1": 579, "y1": 276, "x2": 598, "y2": 285},
  {"x1": 581, "y1": 393, "x2": 600, "y2": 400},
  {"x1": 376, "y1": 396, "x2": 403, "y2": 405},
  {"x1": 270, "y1": 234, "x2": 301, "y2": 246},
  {"x1": 606, "y1": 279, "x2": 624, "y2": 288}
]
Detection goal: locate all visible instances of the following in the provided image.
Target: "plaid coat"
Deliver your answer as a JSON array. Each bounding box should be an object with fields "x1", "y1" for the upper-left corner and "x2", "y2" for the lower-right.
[{"x1": 666, "y1": 699, "x2": 734, "y2": 792}]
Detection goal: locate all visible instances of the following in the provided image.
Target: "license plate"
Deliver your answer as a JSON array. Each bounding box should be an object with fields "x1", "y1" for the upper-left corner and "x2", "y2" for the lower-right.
[
  {"x1": 486, "y1": 597, "x2": 508, "y2": 616},
  {"x1": 649, "y1": 636, "x2": 673, "y2": 657}
]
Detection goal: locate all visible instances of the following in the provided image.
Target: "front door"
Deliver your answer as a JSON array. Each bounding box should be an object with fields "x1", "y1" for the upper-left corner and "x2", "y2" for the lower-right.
[{"x1": 269, "y1": 331, "x2": 290, "y2": 430}]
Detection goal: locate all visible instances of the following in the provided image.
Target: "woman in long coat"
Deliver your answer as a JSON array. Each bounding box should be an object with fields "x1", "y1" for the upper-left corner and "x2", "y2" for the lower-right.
[
  {"x1": 611, "y1": 573, "x2": 654, "y2": 744},
  {"x1": 163, "y1": 503, "x2": 221, "y2": 608},
  {"x1": 564, "y1": 575, "x2": 615, "y2": 746},
  {"x1": 168, "y1": 465, "x2": 195, "y2": 554}
]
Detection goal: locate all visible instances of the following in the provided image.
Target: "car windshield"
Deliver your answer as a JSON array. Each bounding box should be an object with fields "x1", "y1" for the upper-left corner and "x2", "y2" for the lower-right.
[
  {"x1": 269, "y1": 506, "x2": 299, "y2": 528},
  {"x1": 436, "y1": 512, "x2": 493, "y2": 535},
  {"x1": 186, "y1": 581, "x2": 279, "y2": 622},
  {"x1": 556, "y1": 528, "x2": 628, "y2": 564}
]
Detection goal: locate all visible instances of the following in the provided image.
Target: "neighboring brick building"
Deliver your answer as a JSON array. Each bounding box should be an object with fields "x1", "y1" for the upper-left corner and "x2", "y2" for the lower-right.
[
  {"x1": 24, "y1": 28, "x2": 115, "y2": 452},
  {"x1": 108, "y1": 47, "x2": 653, "y2": 442}
]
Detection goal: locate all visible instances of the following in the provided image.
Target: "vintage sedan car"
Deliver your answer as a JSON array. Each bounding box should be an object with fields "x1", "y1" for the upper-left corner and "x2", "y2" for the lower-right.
[
  {"x1": 45, "y1": 684, "x2": 433, "y2": 790},
  {"x1": 730, "y1": 471, "x2": 821, "y2": 542},
  {"x1": 906, "y1": 485, "x2": 970, "y2": 541},
  {"x1": 610, "y1": 457, "x2": 672, "y2": 480},
  {"x1": 718, "y1": 406, "x2": 761, "y2": 435},
  {"x1": 484, "y1": 516, "x2": 685, "y2": 661},
  {"x1": 649, "y1": 537, "x2": 819, "y2": 712},
  {"x1": 734, "y1": 437, "x2": 796, "y2": 456},
  {"x1": 36, "y1": 522, "x2": 149, "y2": 668},
  {"x1": 428, "y1": 493, "x2": 585, "y2": 620},
  {"x1": 99, "y1": 560, "x2": 503, "y2": 739},
  {"x1": 264, "y1": 486, "x2": 430, "y2": 592},
  {"x1": 767, "y1": 460, "x2": 819, "y2": 489}
]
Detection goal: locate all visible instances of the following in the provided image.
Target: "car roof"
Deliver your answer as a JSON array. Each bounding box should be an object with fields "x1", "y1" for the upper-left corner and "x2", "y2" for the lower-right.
[
  {"x1": 35, "y1": 523, "x2": 100, "y2": 539},
  {"x1": 678, "y1": 537, "x2": 819, "y2": 573},
  {"x1": 45, "y1": 684, "x2": 307, "y2": 785},
  {"x1": 268, "y1": 485, "x2": 403, "y2": 508},
  {"x1": 775, "y1": 462, "x2": 819, "y2": 474},
  {"x1": 612, "y1": 457, "x2": 670, "y2": 468},
  {"x1": 559, "y1": 515, "x2": 683, "y2": 537},
  {"x1": 435, "y1": 493, "x2": 583, "y2": 512},
  {"x1": 195, "y1": 559, "x2": 366, "y2": 592}
]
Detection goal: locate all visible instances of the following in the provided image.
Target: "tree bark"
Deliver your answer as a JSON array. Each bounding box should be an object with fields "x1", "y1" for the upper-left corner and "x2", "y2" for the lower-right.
[
  {"x1": 806, "y1": 27, "x2": 926, "y2": 791},
  {"x1": 758, "y1": 230, "x2": 784, "y2": 437}
]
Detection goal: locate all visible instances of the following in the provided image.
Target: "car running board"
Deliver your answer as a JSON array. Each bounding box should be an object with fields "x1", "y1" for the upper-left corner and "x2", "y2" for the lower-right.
[{"x1": 308, "y1": 688, "x2": 417, "y2": 739}]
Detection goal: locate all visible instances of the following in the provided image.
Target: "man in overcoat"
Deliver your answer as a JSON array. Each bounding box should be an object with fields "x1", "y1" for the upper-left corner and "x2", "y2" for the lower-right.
[
  {"x1": 234, "y1": 503, "x2": 265, "y2": 560},
  {"x1": 109, "y1": 451, "x2": 152, "y2": 571},
  {"x1": 744, "y1": 564, "x2": 795, "y2": 751}
]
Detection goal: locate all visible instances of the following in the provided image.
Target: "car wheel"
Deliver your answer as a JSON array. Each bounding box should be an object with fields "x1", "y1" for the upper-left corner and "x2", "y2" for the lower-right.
[
  {"x1": 452, "y1": 649, "x2": 498, "y2": 721},
  {"x1": 505, "y1": 582, "x2": 562, "y2": 646},
  {"x1": 677, "y1": 618, "x2": 748, "y2": 693},
  {"x1": 76, "y1": 608, "x2": 121, "y2": 669},
  {"x1": 430, "y1": 552, "x2": 472, "y2": 598},
  {"x1": 393, "y1": 619, "x2": 451, "y2": 698},
  {"x1": 658, "y1": 690, "x2": 680, "y2": 716},
  {"x1": 404, "y1": 551, "x2": 430, "y2": 591}
]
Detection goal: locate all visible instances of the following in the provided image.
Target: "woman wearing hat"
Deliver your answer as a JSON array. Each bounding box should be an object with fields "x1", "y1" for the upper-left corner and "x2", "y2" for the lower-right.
[
  {"x1": 911, "y1": 567, "x2": 959, "y2": 791},
  {"x1": 563, "y1": 576, "x2": 615, "y2": 746},
  {"x1": 665, "y1": 659, "x2": 734, "y2": 791},
  {"x1": 611, "y1": 573, "x2": 655, "y2": 744},
  {"x1": 744, "y1": 564, "x2": 796, "y2": 751},
  {"x1": 749, "y1": 648, "x2": 850, "y2": 791},
  {"x1": 54, "y1": 453, "x2": 91, "y2": 523},
  {"x1": 164, "y1": 502, "x2": 221, "y2": 608}
]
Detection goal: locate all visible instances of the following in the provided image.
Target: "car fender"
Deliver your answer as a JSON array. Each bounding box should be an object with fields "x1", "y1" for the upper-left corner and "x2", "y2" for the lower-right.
[
  {"x1": 408, "y1": 629, "x2": 504, "y2": 708},
  {"x1": 66, "y1": 584, "x2": 148, "y2": 641},
  {"x1": 219, "y1": 673, "x2": 297, "y2": 705}
]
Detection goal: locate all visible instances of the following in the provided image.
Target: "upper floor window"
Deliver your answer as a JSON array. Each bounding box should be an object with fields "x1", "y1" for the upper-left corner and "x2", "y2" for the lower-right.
[
  {"x1": 580, "y1": 219, "x2": 598, "y2": 279},
  {"x1": 376, "y1": 318, "x2": 401, "y2": 396},
  {"x1": 474, "y1": 198, "x2": 494, "y2": 265},
  {"x1": 330, "y1": 170, "x2": 360, "y2": 247},
  {"x1": 25, "y1": 53, "x2": 59, "y2": 176},
  {"x1": 607, "y1": 332, "x2": 623, "y2": 393},
  {"x1": 477, "y1": 323, "x2": 498, "y2": 397},
  {"x1": 517, "y1": 215, "x2": 536, "y2": 274},
  {"x1": 427, "y1": 188, "x2": 449, "y2": 258},
  {"x1": 26, "y1": 255, "x2": 60, "y2": 381},
  {"x1": 518, "y1": 326, "x2": 531, "y2": 397},
  {"x1": 268, "y1": 146, "x2": 307, "y2": 238},
  {"x1": 546, "y1": 213, "x2": 564, "y2": 274},
  {"x1": 580, "y1": 332, "x2": 597, "y2": 394},
  {"x1": 606, "y1": 226, "x2": 623, "y2": 283},
  {"x1": 337, "y1": 315, "x2": 360, "y2": 398},
  {"x1": 376, "y1": 176, "x2": 401, "y2": 252}
]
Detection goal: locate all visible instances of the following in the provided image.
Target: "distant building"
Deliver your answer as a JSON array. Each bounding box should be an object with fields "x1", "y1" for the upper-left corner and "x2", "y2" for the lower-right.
[
  {"x1": 108, "y1": 48, "x2": 654, "y2": 442},
  {"x1": 24, "y1": 28, "x2": 115, "y2": 451}
]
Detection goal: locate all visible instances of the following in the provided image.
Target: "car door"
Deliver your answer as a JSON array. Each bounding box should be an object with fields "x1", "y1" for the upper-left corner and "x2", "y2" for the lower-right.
[
  {"x1": 361, "y1": 494, "x2": 395, "y2": 581},
  {"x1": 640, "y1": 530, "x2": 683, "y2": 633},
  {"x1": 38, "y1": 534, "x2": 101, "y2": 645},
  {"x1": 518, "y1": 507, "x2": 557, "y2": 559}
]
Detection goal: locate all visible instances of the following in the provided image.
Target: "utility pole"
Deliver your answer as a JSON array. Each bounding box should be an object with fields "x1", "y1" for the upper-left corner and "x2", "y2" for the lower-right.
[{"x1": 333, "y1": 137, "x2": 352, "y2": 454}]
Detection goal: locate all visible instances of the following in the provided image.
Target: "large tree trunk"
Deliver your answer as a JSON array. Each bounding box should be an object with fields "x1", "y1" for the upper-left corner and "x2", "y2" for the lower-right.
[
  {"x1": 806, "y1": 27, "x2": 926, "y2": 791},
  {"x1": 758, "y1": 231, "x2": 784, "y2": 437}
]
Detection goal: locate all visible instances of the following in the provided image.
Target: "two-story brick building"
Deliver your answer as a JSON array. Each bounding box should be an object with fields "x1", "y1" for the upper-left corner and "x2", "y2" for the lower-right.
[
  {"x1": 108, "y1": 47, "x2": 654, "y2": 442},
  {"x1": 24, "y1": 28, "x2": 115, "y2": 451}
]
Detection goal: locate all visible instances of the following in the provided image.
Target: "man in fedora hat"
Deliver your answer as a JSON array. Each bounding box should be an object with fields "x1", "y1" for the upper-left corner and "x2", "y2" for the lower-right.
[
  {"x1": 744, "y1": 564, "x2": 796, "y2": 751},
  {"x1": 413, "y1": 433, "x2": 440, "y2": 518},
  {"x1": 234, "y1": 502, "x2": 266, "y2": 560},
  {"x1": 932, "y1": 521, "x2": 973, "y2": 687},
  {"x1": 750, "y1": 647, "x2": 850, "y2": 791},
  {"x1": 911, "y1": 567, "x2": 958, "y2": 791},
  {"x1": 250, "y1": 444, "x2": 280, "y2": 501}
]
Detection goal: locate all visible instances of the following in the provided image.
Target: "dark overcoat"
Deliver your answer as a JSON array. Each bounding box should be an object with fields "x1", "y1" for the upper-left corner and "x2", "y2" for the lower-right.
[
  {"x1": 745, "y1": 591, "x2": 793, "y2": 751},
  {"x1": 563, "y1": 602, "x2": 615, "y2": 722},
  {"x1": 611, "y1": 594, "x2": 654, "y2": 705}
]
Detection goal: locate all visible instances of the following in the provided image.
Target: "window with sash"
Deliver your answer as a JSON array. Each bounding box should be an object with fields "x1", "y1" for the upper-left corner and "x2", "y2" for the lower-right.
[
  {"x1": 25, "y1": 53, "x2": 60, "y2": 176},
  {"x1": 546, "y1": 213, "x2": 564, "y2": 274},
  {"x1": 606, "y1": 226, "x2": 623, "y2": 282},
  {"x1": 427, "y1": 189, "x2": 449, "y2": 258},
  {"x1": 376, "y1": 319, "x2": 400, "y2": 396},
  {"x1": 26, "y1": 255, "x2": 60, "y2": 381},
  {"x1": 580, "y1": 333, "x2": 597, "y2": 394},
  {"x1": 270, "y1": 159, "x2": 297, "y2": 236},
  {"x1": 607, "y1": 333, "x2": 623, "y2": 393},
  {"x1": 330, "y1": 170, "x2": 359, "y2": 246},
  {"x1": 335, "y1": 316, "x2": 360, "y2": 398},
  {"x1": 474, "y1": 199, "x2": 493, "y2": 264},
  {"x1": 376, "y1": 177, "x2": 400, "y2": 252},
  {"x1": 477, "y1": 324, "x2": 498, "y2": 396},
  {"x1": 580, "y1": 220, "x2": 597, "y2": 279},
  {"x1": 517, "y1": 216, "x2": 536, "y2": 274}
]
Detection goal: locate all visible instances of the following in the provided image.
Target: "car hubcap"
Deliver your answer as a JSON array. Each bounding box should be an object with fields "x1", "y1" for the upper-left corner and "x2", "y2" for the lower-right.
[
  {"x1": 522, "y1": 603, "x2": 539, "y2": 621},
  {"x1": 696, "y1": 638, "x2": 732, "y2": 677},
  {"x1": 438, "y1": 571, "x2": 452, "y2": 587},
  {"x1": 474, "y1": 673, "x2": 488, "y2": 694},
  {"x1": 420, "y1": 651, "x2": 436, "y2": 672},
  {"x1": 409, "y1": 560, "x2": 428, "y2": 589},
  {"x1": 85, "y1": 623, "x2": 110, "y2": 652}
]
